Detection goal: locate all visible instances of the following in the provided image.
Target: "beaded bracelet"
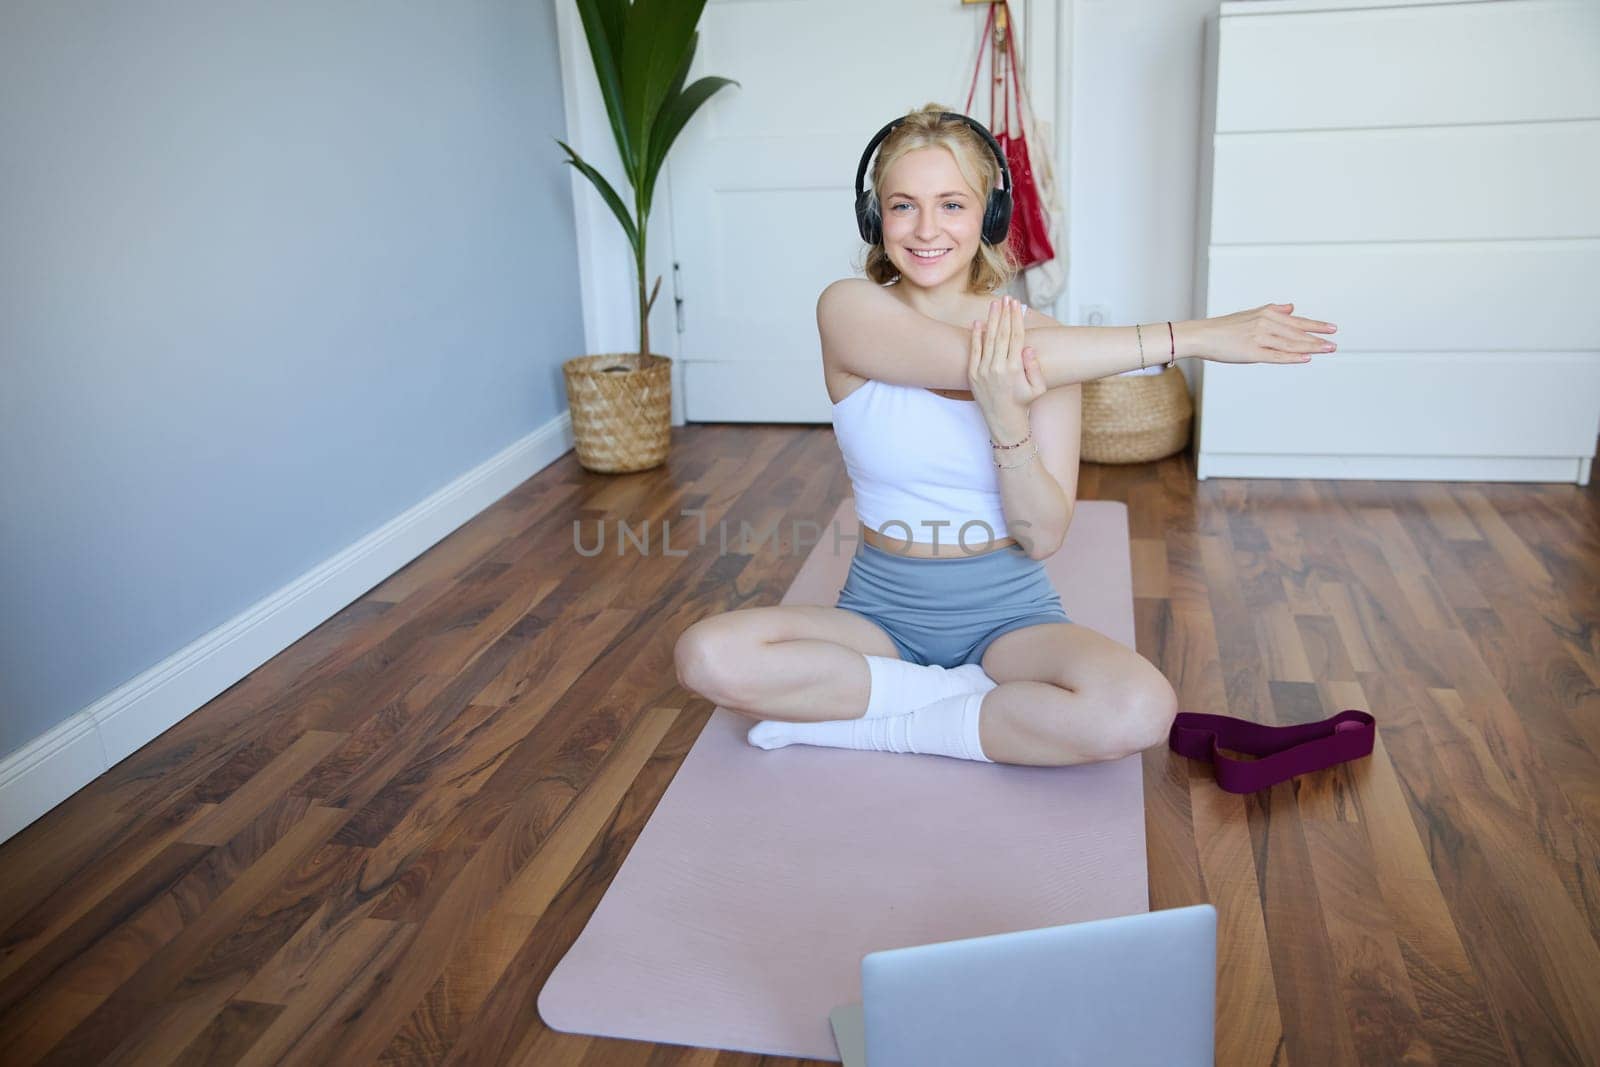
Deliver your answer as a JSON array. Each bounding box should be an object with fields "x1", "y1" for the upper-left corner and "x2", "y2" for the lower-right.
[
  {"x1": 1135, "y1": 321, "x2": 1178, "y2": 372},
  {"x1": 995, "y1": 444, "x2": 1040, "y2": 471},
  {"x1": 991, "y1": 429, "x2": 1032, "y2": 450}
]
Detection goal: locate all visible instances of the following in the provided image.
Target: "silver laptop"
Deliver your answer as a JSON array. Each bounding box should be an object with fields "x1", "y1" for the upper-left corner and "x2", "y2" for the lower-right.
[{"x1": 829, "y1": 903, "x2": 1216, "y2": 1066}]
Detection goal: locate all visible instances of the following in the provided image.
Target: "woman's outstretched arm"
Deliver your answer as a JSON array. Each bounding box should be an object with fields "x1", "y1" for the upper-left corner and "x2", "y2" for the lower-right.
[{"x1": 817, "y1": 278, "x2": 1337, "y2": 389}]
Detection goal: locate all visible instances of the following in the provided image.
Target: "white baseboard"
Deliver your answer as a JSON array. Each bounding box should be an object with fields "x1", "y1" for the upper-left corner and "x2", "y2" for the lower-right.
[
  {"x1": 1195, "y1": 452, "x2": 1590, "y2": 485},
  {"x1": 0, "y1": 412, "x2": 574, "y2": 846}
]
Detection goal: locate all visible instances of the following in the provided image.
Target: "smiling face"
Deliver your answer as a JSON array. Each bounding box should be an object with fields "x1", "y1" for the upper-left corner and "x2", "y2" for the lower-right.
[{"x1": 878, "y1": 146, "x2": 986, "y2": 293}]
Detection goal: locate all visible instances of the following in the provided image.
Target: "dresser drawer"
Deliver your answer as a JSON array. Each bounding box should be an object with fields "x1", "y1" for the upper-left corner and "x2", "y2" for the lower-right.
[
  {"x1": 1197, "y1": 352, "x2": 1600, "y2": 457},
  {"x1": 1215, "y1": 0, "x2": 1600, "y2": 132},
  {"x1": 1204, "y1": 240, "x2": 1600, "y2": 353},
  {"x1": 1209, "y1": 121, "x2": 1600, "y2": 245}
]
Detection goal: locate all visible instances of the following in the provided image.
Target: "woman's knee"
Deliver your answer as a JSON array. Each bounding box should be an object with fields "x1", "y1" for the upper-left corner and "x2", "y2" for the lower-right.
[
  {"x1": 674, "y1": 619, "x2": 732, "y2": 700},
  {"x1": 1029, "y1": 672, "x2": 1175, "y2": 763},
  {"x1": 1103, "y1": 672, "x2": 1179, "y2": 758}
]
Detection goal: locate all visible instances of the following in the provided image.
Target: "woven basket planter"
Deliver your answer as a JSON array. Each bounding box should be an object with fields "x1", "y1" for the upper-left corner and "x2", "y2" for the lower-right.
[
  {"x1": 562, "y1": 352, "x2": 673, "y2": 473},
  {"x1": 1081, "y1": 364, "x2": 1194, "y2": 464}
]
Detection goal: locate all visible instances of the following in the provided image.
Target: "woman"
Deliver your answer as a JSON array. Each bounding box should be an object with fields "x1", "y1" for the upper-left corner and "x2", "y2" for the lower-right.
[{"x1": 673, "y1": 105, "x2": 1338, "y2": 768}]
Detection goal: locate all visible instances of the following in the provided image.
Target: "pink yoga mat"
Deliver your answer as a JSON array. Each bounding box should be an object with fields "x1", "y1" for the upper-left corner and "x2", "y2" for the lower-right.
[{"x1": 539, "y1": 499, "x2": 1148, "y2": 1061}]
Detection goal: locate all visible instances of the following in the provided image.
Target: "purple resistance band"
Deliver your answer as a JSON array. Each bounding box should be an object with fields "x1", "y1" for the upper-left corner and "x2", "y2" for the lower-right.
[{"x1": 1167, "y1": 709, "x2": 1376, "y2": 794}]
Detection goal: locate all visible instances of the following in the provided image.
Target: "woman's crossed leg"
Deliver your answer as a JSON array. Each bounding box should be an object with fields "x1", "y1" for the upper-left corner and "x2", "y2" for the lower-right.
[
  {"x1": 673, "y1": 604, "x2": 902, "y2": 723},
  {"x1": 976, "y1": 621, "x2": 1178, "y2": 766}
]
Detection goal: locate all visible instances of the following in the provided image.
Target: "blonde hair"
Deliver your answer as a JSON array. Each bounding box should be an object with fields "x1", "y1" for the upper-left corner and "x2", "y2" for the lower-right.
[{"x1": 854, "y1": 103, "x2": 1019, "y2": 294}]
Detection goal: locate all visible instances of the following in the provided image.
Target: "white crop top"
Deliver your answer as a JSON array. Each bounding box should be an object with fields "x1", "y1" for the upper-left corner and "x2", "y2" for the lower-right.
[{"x1": 831, "y1": 377, "x2": 1011, "y2": 546}]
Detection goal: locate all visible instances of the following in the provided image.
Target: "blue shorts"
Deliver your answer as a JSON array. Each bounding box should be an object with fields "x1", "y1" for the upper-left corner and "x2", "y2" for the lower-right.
[{"x1": 834, "y1": 538, "x2": 1071, "y2": 668}]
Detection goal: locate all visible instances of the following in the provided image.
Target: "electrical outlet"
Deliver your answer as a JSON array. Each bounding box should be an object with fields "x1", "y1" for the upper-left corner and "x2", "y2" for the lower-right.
[{"x1": 1080, "y1": 303, "x2": 1110, "y2": 327}]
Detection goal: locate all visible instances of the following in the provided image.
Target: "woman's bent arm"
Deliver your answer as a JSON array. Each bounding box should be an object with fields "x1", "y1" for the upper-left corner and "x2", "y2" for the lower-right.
[
  {"x1": 994, "y1": 444, "x2": 1070, "y2": 559},
  {"x1": 818, "y1": 278, "x2": 1204, "y2": 389}
]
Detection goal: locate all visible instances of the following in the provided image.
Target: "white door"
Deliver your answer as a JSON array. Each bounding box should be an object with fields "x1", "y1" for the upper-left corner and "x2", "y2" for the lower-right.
[{"x1": 666, "y1": 0, "x2": 1058, "y2": 423}]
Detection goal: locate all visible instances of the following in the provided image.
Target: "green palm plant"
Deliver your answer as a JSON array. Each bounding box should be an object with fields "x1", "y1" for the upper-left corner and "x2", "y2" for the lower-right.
[{"x1": 557, "y1": 0, "x2": 739, "y2": 373}]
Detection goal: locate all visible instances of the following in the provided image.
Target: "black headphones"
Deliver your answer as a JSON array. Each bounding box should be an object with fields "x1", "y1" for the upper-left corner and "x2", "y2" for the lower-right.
[{"x1": 854, "y1": 111, "x2": 1013, "y2": 247}]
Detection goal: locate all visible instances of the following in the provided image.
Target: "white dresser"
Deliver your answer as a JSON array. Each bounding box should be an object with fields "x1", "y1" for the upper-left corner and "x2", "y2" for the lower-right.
[{"x1": 1191, "y1": 0, "x2": 1600, "y2": 484}]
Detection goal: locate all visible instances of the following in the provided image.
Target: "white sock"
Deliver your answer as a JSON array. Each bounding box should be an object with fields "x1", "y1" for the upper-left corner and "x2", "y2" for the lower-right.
[
  {"x1": 746, "y1": 690, "x2": 995, "y2": 763},
  {"x1": 862, "y1": 656, "x2": 996, "y2": 718}
]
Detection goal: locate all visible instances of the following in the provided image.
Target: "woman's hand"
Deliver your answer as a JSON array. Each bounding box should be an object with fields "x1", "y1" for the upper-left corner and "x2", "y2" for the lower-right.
[
  {"x1": 969, "y1": 295, "x2": 1045, "y2": 441},
  {"x1": 1194, "y1": 302, "x2": 1338, "y2": 365}
]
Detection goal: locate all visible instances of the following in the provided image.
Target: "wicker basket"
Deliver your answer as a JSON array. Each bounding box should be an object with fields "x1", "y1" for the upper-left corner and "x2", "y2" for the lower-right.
[
  {"x1": 562, "y1": 352, "x2": 673, "y2": 473},
  {"x1": 1080, "y1": 364, "x2": 1194, "y2": 464}
]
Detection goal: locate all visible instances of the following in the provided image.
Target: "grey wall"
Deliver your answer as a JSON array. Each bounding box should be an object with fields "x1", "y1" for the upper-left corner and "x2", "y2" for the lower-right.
[{"x1": 0, "y1": 2, "x2": 583, "y2": 758}]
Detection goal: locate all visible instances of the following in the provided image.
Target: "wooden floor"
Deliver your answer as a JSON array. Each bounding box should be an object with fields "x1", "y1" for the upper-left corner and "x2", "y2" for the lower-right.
[{"x1": 2, "y1": 422, "x2": 1598, "y2": 1066}]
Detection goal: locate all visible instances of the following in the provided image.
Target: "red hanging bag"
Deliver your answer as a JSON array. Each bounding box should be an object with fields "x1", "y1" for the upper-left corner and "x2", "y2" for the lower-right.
[{"x1": 965, "y1": 2, "x2": 1055, "y2": 269}]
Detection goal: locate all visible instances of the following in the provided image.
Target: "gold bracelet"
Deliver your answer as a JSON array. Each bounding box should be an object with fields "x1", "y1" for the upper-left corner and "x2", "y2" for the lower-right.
[
  {"x1": 994, "y1": 444, "x2": 1040, "y2": 470},
  {"x1": 991, "y1": 429, "x2": 1032, "y2": 450},
  {"x1": 1136, "y1": 323, "x2": 1146, "y2": 371}
]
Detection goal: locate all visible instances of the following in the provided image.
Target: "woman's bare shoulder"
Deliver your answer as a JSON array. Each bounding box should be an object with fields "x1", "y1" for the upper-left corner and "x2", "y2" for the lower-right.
[
  {"x1": 824, "y1": 276, "x2": 876, "y2": 291},
  {"x1": 819, "y1": 276, "x2": 885, "y2": 304},
  {"x1": 818, "y1": 279, "x2": 878, "y2": 399}
]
